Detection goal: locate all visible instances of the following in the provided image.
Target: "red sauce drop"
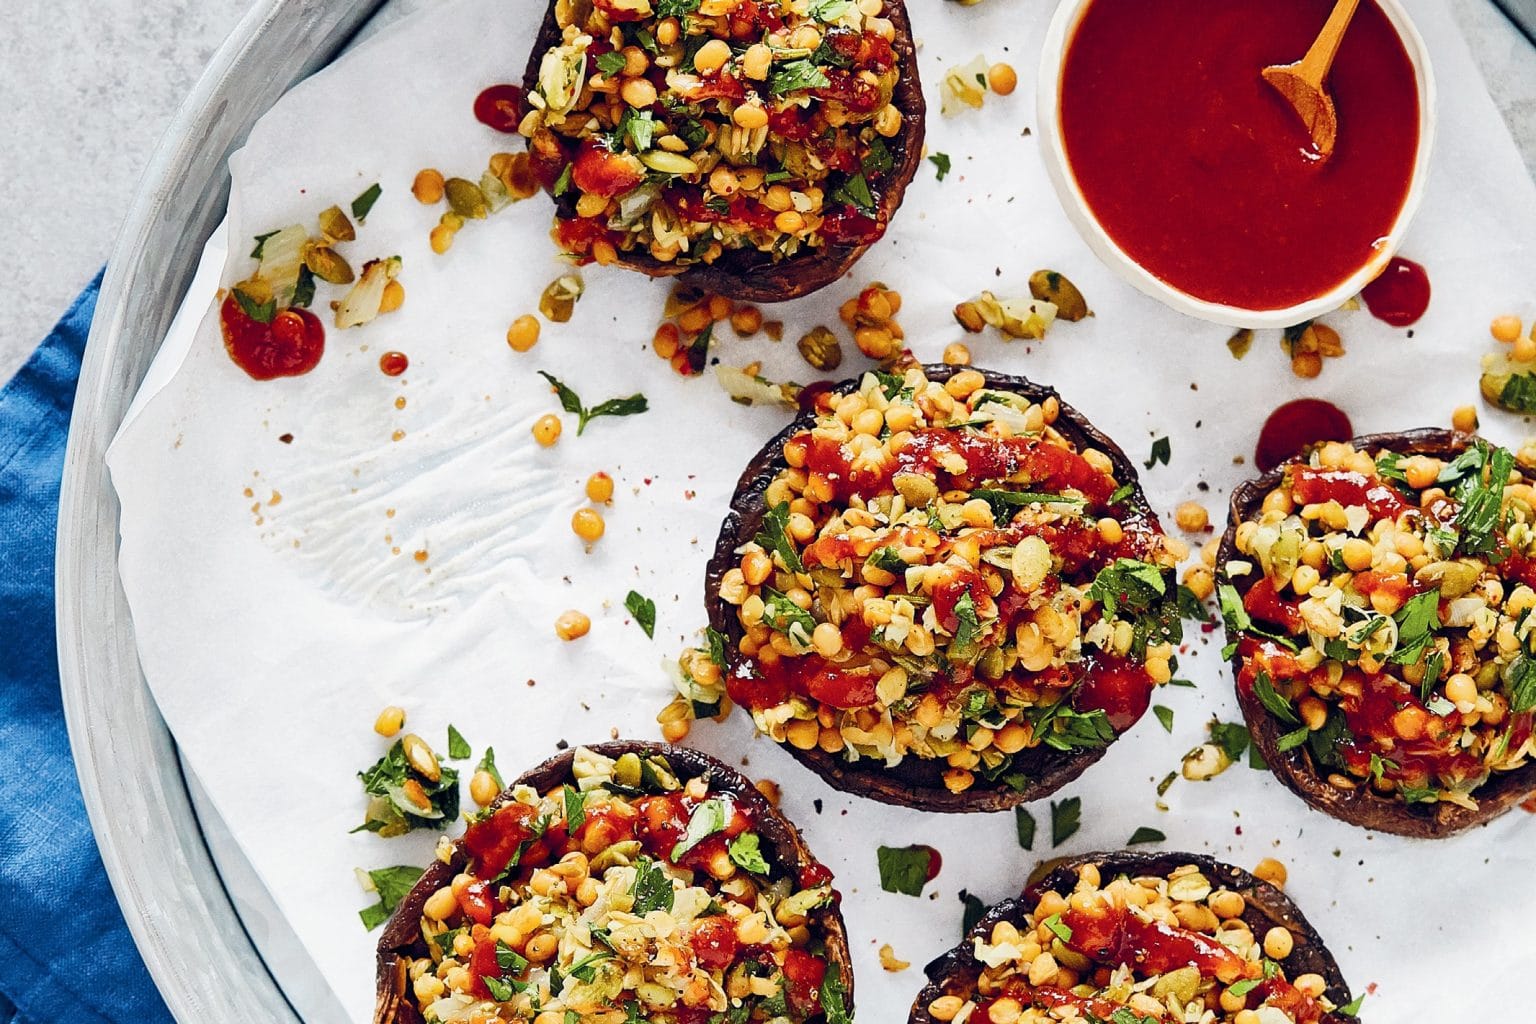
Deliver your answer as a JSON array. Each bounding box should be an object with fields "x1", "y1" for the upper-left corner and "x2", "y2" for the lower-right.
[
  {"x1": 462, "y1": 802, "x2": 538, "y2": 880},
  {"x1": 473, "y1": 84, "x2": 525, "y2": 133},
  {"x1": 1360, "y1": 256, "x2": 1431, "y2": 326},
  {"x1": 1255, "y1": 399, "x2": 1353, "y2": 472},
  {"x1": 688, "y1": 915, "x2": 740, "y2": 971},
  {"x1": 219, "y1": 295, "x2": 325, "y2": 380},
  {"x1": 1242, "y1": 577, "x2": 1305, "y2": 633},
  {"x1": 780, "y1": 950, "x2": 827, "y2": 1016},
  {"x1": 379, "y1": 350, "x2": 409, "y2": 377},
  {"x1": 1075, "y1": 654, "x2": 1155, "y2": 731},
  {"x1": 1060, "y1": 0, "x2": 1420, "y2": 310}
]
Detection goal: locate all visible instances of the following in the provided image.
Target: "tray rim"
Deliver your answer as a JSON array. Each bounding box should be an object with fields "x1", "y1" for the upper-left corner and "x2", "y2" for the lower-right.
[{"x1": 53, "y1": 0, "x2": 386, "y2": 1020}]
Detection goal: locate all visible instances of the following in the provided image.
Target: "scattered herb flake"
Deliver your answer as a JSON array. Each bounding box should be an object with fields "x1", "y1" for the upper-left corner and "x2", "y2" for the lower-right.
[
  {"x1": 446, "y1": 725, "x2": 471, "y2": 760},
  {"x1": 928, "y1": 152, "x2": 952, "y2": 181},
  {"x1": 1144, "y1": 436, "x2": 1171, "y2": 469},
  {"x1": 358, "y1": 864, "x2": 424, "y2": 931},
  {"x1": 876, "y1": 844, "x2": 933, "y2": 897},
  {"x1": 625, "y1": 590, "x2": 656, "y2": 638},
  {"x1": 1014, "y1": 806, "x2": 1036, "y2": 850},
  {"x1": 1153, "y1": 705, "x2": 1174, "y2": 733},
  {"x1": 351, "y1": 182, "x2": 383, "y2": 222},
  {"x1": 1050, "y1": 796, "x2": 1081, "y2": 847},
  {"x1": 537, "y1": 371, "x2": 648, "y2": 435},
  {"x1": 1042, "y1": 913, "x2": 1073, "y2": 943},
  {"x1": 1127, "y1": 826, "x2": 1166, "y2": 846},
  {"x1": 727, "y1": 832, "x2": 770, "y2": 874}
]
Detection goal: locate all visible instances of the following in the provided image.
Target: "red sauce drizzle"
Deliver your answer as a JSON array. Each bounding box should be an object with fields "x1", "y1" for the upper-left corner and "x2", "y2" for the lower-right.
[
  {"x1": 473, "y1": 84, "x2": 525, "y2": 133},
  {"x1": 1360, "y1": 256, "x2": 1431, "y2": 326},
  {"x1": 802, "y1": 428, "x2": 1116, "y2": 505},
  {"x1": 1289, "y1": 466, "x2": 1411, "y2": 520},
  {"x1": 379, "y1": 351, "x2": 408, "y2": 377},
  {"x1": 1061, "y1": 903, "x2": 1246, "y2": 980},
  {"x1": 1060, "y1": 0, "x2": 1420, "y2": 310},
  {"x1": 1075, "y1": 653, "x2": 1155, "y2": 731},
  {"x1": 1255, "y1": 399, "x2": 1353, "y2": 473},
  {"x1": 219, "y1": 296, "x2": 325, "y2": 380}
]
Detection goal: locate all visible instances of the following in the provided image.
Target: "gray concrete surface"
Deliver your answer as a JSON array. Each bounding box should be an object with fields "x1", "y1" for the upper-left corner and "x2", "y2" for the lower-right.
[{"x1": 1, "y1": 0, "x2": 1533, "y2": 385}]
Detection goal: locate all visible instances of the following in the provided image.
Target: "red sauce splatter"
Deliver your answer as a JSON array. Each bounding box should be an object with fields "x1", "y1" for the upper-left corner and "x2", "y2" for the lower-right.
[
  {"x1": 571, "y1": 140, "x2": 645, "y2": 198},
  {"x1": 1255, "y1": 399, "x2": 1353, "y2": 472},
  {"x1": 1060, "y1": 0, "x2": 1420, "y2": 310},
  {"x1": 462, "y1": 802, "x2": 540, "y2": 880},
  {"x1": 799, "y1": 862, "x2": 834, "y2": 889},
  {"x1": 802, "y1": 428, "x2": 1116, "y2": 505},
  {"x1": 1360, "y1": 256, "x2": 1431, "y2": 326},
  {"x1": 219, "y1": 295, "x2": 324, "y2": 380},
  {"x1": 688, "y1": 915, "x2": 740, "y2": 971},
  {"x1": 1242, "y1": 577, "x2": 1305, "y2": 633},
  {"x1": 780, "y1": 950, "x2": 827, "y2": 1016},
  {"x1": 473, "y1": 84, "x2": 524, "y2": 133},
  {"x1": 1289, "y1": 466, "x2": 1411, "y2": 520},
  {"x1": 1075, "y1": 653, "x2": 1155, "y2": 731},
  {"x1": 1062, "y1": 903, "x2": 1246, "y2": 980},
  {"x1": 379, "y1": 351, "x2": 408, "y2": 377}
]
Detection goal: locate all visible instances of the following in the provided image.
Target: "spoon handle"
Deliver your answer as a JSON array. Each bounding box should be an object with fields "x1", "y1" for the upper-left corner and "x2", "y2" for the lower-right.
[{"x1": 1298, "y1": 0, "x2": 1362, "y2": 83}]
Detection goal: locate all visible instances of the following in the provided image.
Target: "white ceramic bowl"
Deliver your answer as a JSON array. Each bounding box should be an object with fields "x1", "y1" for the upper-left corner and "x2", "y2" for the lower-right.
[{"x1": 1036, "y1": 0, "x2": 1438, "y2": 330}]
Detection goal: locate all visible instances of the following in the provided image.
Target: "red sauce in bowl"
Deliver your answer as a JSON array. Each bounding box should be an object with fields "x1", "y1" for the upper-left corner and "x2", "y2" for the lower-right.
[{"x1": 1059, "y1": 0, "x2": 1420, "y2": 311}]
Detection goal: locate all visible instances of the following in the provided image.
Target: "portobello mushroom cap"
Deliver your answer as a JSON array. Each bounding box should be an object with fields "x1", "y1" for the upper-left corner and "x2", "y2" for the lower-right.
[
  {"x1": 1220, "y1": 428, "x2": 1536, "y2": 837},
  {"x1": 910, "y1": 851, "x2": 1359, "y2": 1024},
  {"x1": 374, "y1": 740, "x2": 854, "y2": 1024},
  {"x1": 706, "y1": 364, "x2": 1164, "y2": 813},
  {"x1": 520, "y1": 0, "x2": 925, "y2": 302}
]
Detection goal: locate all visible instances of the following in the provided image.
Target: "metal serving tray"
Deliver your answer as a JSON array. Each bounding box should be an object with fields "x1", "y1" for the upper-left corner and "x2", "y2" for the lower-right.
[{"x1": 51, "y1": 0, "x2": 1536, "y2": 1021}]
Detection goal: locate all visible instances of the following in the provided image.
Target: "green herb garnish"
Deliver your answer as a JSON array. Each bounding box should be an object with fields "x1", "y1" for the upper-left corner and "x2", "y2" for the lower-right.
[
  {"x1": 928, "y1": 152, "x2": 951, "y2": 181},
  {"x1": 625, "y1": 590, "x2": 656, "y2": 638},
  {"x1": 537, "y1": 371, "x2": 648, "y2": 435},
  {"x1": 358, "y1": 864, "x2": 424, "y2": 931},
  {"x1": 351, "y1": 183, "x2": 382, "y2": 222},
  {"x1": 1050, "y1": 795, "x2": 1081, "y2": 847},
  {"x1": 876, "y1": 844, "x2": 933, "y2": 896}
]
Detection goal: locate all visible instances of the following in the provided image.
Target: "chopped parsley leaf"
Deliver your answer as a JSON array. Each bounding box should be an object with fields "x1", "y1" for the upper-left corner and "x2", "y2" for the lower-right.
[
  {"x1": 770, "y1": 59, "x2": 830, "y2": 95},
  {"x1": 625, "y1": 590, "x2": 656, "y2": 638},
  {"x1": 1253, "y1": 670, "x2": 1300, "y2": 725},
  {"x1": 1042, "y1": 913, "x2": 1073, "y2": 943},
  {"x1": 232, "y1": 285, "x2": 275, "y2": 325},
  {"x1": 537, "y1": 371, "x2": 648, "y2": 435},
  {"x1": 876, "y1": 844, "x2": 933, "y2": 896},
  {"x1": 446, "y1": 724, "x2": 471, "y2": 760},
  {"x1": 1127, "y1": 826, "x2": 1166, "y2": 846},
  {"x1": 1144, "y1": 436, "x2": 1171, "y2": 469},
  {"x1": 1015, "y1": 806, "x2": 1036, "y2": 850},
  {"x1": 831, "y1": 172, "x2": 876, "y2": 214},
  {"x1": 671, "y1": 798, "x2": 726, "y2": 860},
  {"x1": 357, "y1": 864, "x2": 424, "y2": 931},
  {"x1": 727, "y1": 832, "x2": 770, "y2": 874},
  {"x1": 1153, "y1": 705, "x2": 1174, "y2": 733},
  {"x1": 928, "y1": 152, "x2": 952, "y2": 181},
  {"x1": 594, "y1": 51, "x2": 627, "y2": 76},
  {"x1": 1050, "y1": 795, "x2": 1081, "y2": 847},
  {"x1": 350, "y1": 182, "x2": 382, "y2": 222},
  {"x1": 755, "y1": 501, "x2": 806, "y2": 573}
]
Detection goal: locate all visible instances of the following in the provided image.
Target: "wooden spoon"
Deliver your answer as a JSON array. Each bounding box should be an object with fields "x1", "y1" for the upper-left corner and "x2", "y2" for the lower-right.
[{"x1": 1261, "y1": 0, "x2": 1361, "y2": 158}]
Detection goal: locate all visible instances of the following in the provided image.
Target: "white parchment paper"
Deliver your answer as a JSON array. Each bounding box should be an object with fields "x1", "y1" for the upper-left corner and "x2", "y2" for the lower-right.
[{"x1": 108, "y1": 0, "x2": 1536, "y2": 1019}]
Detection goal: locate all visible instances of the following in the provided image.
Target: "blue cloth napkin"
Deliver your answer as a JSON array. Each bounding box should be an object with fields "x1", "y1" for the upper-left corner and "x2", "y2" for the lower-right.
[{"x1": 0, "y1": 272, "x2": 173, "y2": 1024}]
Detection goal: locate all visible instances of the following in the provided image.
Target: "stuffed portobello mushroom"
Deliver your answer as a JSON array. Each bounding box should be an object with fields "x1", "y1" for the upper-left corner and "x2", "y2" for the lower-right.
[
  {"x1": 911, "y1": 852, "x2": 1360, "y2": 1024},
  {"x1": 687, "y1": 365, "x2": 1187, "y2": 812},
  {"x1": 1218, "y1": 429, "x2": 1536, "y2": 837},
  {"x1": 375, "y1": 741, "x2": 853, "y2": 1024},
  {"x1": 517, "y1": 0, "x2": 924, "y2": 301}
]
